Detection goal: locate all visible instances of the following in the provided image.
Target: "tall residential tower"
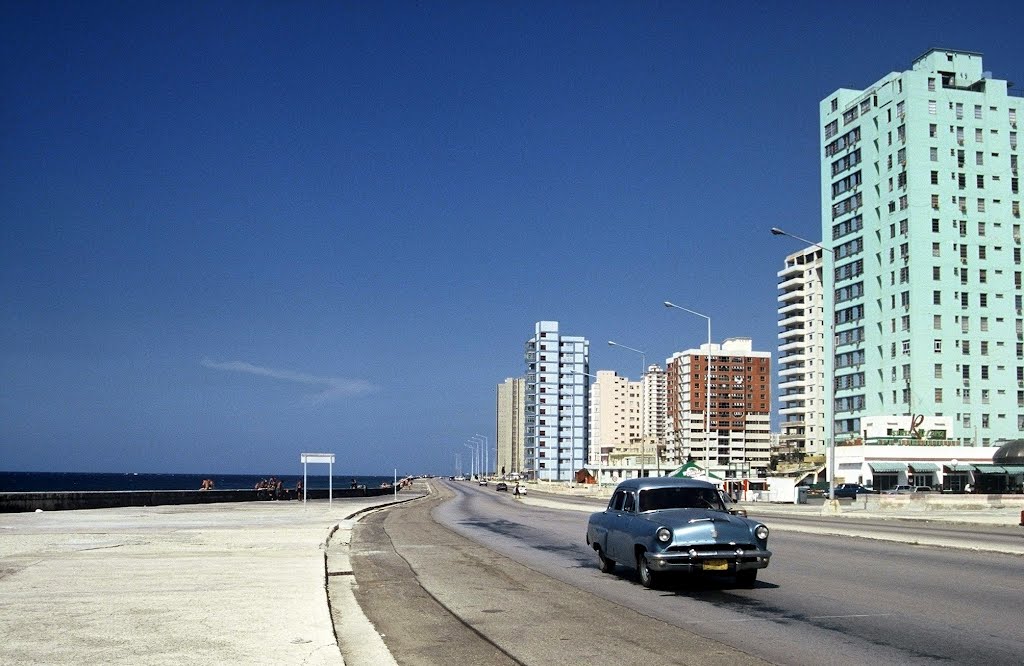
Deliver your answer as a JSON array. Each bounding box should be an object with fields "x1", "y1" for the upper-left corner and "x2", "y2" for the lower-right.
[
  {"x1": 777, "y1": 245, "x2": 827, "y2": 459},
  {"x1": 524, "y1": 321, "x2": 590, "y2": 481},
  {"x1": 821, "y1": 49, "x2": 1022, "y2": 446},
  {"x1": 496, "y1": 376, "x2": 526, "y2": 476}
]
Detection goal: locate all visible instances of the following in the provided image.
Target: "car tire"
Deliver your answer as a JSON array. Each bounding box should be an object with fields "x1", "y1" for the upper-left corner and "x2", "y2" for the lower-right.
[
  {"x1": 597, "y1": 549, "x2": 615, "y2": 574},
  {"x1": 637, "y1": 552, "x2": 659, "y2": 589},
  {"x1": 736, "y1": 569, "x2": 757, "y2": 588}
]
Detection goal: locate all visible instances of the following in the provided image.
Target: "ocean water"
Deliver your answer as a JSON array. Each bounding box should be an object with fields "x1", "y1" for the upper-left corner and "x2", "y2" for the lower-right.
[{"x1": 0, "y1": 471, "x2": 398, "y2": 493}]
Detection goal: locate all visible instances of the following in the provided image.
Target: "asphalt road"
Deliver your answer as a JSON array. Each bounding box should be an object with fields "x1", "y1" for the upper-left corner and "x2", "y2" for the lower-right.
[{"x1": 348, "y1": 480, "x2": 1024, "y2": 665}]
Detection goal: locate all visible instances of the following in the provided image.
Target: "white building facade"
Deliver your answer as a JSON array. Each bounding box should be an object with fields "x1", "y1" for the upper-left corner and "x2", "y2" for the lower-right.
[{"x1": 777, "y1": 245, "x2": 827, "y2": 459}]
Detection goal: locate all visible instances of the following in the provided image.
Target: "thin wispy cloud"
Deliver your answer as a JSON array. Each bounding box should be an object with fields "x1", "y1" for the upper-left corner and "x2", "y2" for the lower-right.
[{"x1": 201, "y1": 358, "x2": 377, "y2": 403}]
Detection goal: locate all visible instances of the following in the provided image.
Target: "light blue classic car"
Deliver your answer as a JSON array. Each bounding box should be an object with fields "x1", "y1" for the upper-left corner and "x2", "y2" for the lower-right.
[{"x1": 585, "y1": 477, "x2": 771, "y2": 588}]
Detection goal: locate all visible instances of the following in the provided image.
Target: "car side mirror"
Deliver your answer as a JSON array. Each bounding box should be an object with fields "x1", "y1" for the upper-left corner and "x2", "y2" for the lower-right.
[{"x1": 729, "y1": 508, "x2": 748, "y2": 517}]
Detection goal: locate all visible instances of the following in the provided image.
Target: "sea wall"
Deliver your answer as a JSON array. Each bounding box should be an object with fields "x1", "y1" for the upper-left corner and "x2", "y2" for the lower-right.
[{"x1": 0, "y1": 487, "x2": 398, "y2": 513}]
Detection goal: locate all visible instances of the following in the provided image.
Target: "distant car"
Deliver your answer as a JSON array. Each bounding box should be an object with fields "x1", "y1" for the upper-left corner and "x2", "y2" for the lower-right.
[
  {"x1": 913, "y1": 485, "x2": 933, "y2": 492},
  {"x1": 478, "y1": 479, "x2": 488, "y2": 486},
  {"x1": 834, "y1": 483, "x2": 874, "y2": 499},
  {"x1": 495, "y1": 482, "x2": 508, "y2": 492},
  {"x1": 884, "y1": 484, "x2": 914, "y2": 495},
  {"x1": 585, "y1": 477, "x2": 771, "y2": 589}
]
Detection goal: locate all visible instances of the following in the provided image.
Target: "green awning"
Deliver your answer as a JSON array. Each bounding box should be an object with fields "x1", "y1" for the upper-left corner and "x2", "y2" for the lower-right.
[
  {"x1": 973, "y1": 464, "x2": 1007, "y2": 474},
  {"x1": 909, "y1": 462, "x2": 939, "y2": 472},
  {"x1": 944, "y1": 463, "x2": 976, "y2": 472},
  {"x1": 868, "y1": 462, "x2": 907, "y2": 472},
  {"x1": 1001, "y1": 465, "x2": 1024, "y2": 474},
  {"x1": 668, "y1": 460, "x2": 723, "y2": 481}
]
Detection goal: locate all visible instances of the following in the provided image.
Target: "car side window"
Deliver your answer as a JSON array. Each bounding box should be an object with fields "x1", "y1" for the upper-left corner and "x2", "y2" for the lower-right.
[
  {"x1": 610, "y1": 491, "x2": 625, "y2": 511},
  {"x1": 622, "y1": 491, "x2": 636, "y2": 513}
]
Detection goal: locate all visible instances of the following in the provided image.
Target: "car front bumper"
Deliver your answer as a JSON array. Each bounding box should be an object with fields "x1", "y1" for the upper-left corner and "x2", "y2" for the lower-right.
[{"x1": 646, "y1": 548, "x2": 771, "y2": 573}]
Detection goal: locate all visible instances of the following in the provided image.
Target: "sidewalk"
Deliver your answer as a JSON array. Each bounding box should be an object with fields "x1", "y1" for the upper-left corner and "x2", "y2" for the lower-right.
[
  {"x1": 0, "y1": 495, "x2": 417, "y2": 665},
  {"x1": 522, "y1": 482, "x2": 1024, "y2": 527}
]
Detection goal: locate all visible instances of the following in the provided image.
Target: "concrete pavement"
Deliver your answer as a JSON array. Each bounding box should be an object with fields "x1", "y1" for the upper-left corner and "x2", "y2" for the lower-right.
[
  {"x1": 0, "y1": 494, "x2": 419, "y2": 665},
  {"x1": 1, "y1": 483, "x2": 1019, "y2": 665}
]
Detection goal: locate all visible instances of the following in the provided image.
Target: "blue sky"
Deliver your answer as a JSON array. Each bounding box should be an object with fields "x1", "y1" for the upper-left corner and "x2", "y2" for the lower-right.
[{"x1": 2, "y1": 2, "x2": 1022, "y2": 475}]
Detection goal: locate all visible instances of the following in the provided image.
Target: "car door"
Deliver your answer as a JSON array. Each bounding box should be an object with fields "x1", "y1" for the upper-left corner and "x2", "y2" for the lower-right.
[{"x1": 606, "y1": 490, "x2": 638, "y2": 563}]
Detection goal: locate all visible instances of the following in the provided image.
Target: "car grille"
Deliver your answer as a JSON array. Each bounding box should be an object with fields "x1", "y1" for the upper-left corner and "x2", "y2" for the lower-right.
[{"x1": 666, "y1": 543, "x2": 757, "y2": 553}]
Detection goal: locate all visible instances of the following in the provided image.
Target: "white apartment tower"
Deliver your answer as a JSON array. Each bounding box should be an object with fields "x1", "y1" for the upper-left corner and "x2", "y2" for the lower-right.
[
  {"x1": 524, "y1": 321, "x2": 590, "y2": 481},
  {"x1": 642, "y1": 364, "x2": 669, "y2": 460},
  {"x1": 496, "y1": 376, "x2": 526, "y2": 476},
  {"x1": 777, "y1": 246, "x2": 827, "y2": 459}
]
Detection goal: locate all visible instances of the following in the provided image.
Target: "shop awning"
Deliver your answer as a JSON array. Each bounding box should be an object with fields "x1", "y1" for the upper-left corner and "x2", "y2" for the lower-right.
[
  {"x1": 943, "y1": 463, "x2": 976, "y2": 472},
  {"x1": 973, "y1": 464, "x2": 1007, "y2": 474},
  {"x1": 909, "y1": 462, "x2": 939, "y2": 472},
  {"x1": 868, "y1": 462, "x2": 907, "y2": 472},
  {"x1": 1001, "y1": 465, "x2": 1024, "y2": 474}
]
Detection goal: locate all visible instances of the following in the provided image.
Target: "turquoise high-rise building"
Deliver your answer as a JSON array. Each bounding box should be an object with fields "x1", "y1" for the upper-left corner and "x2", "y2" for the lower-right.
[{"x1": 821, "y1": 49, "x2": 1021, "y2": 447}]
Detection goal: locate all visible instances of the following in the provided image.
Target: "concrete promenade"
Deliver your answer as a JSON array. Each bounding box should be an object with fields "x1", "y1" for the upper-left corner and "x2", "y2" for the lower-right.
[{"x1": 0, "y1": 493, "x2": 419, "y2": 665}]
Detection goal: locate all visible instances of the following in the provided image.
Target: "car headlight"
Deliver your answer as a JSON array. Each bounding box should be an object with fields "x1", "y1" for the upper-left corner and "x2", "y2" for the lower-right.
[
  {"x1": 656, "y1": 527, "x2": 672, "y2": 543},
  {"x1": 754, "y1": 525, "x2": 769, "y2": 541}
]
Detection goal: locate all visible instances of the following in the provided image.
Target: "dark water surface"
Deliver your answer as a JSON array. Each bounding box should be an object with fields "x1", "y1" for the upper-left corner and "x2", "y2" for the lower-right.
[{"x1": 0, "y1": 471, "x2": 397, "y2": 492}]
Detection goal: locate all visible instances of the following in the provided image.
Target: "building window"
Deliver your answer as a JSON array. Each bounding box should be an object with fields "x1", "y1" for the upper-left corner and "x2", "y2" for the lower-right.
[
  {"x1": 934, "y1": 314, "x2": 942, "y2": 330},
  {"x1": 928, "y1": 100, "x2": 937, "y2": 115}
]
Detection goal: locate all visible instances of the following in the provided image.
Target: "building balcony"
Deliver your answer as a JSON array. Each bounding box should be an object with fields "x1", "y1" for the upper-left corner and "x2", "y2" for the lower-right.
[
  {"x1": 777, "y1": 275, "x2": 804, "y2": 291},
  {"x1": 778, "y1": 376, "x2": 806, "y2": 389},
  {"x1": 779, "y1": 303, "x2": 810, "y2": 320},
  {"x1": 778, "y1": 364, "x2": 806, "y2": 378},
  {"x1": 779, "y1": 326, "x2": 806, "y2": 339}
]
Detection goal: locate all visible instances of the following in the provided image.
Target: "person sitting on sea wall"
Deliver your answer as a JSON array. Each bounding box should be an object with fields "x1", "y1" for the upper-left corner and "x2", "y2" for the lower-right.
[{"x1": 200, "y1": 478, "x2": 214, "y2": 490}]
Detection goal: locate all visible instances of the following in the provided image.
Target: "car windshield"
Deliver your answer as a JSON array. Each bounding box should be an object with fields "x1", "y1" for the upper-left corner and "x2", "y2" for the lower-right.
[{"x1": 638, "y1": 487, "x2": 723, "y2": 512}]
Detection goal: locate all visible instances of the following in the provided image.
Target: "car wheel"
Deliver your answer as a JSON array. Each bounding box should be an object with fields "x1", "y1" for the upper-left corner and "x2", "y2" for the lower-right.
[
  {"x1": 637, "y1": 552, "x2": 659, "y2": 589},
  {"x1": 597, "y1": 549, "x2": 615, "y2": 574},
  {"x1": 736, "y1": 569, "x2": 757, "y2": 588}
]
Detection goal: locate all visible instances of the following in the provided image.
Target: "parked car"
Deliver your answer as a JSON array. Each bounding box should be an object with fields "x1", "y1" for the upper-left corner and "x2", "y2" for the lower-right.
[
  {"x1": 884, "y1": 484, "x2": 914, "y2": 495},
  {"x1": 585, "y1": 477, "x2": 771, "y2": 589},
  {"x1": 834, "y1": 483, "x2": 874, "y2": 499},
  {"x1": 913, "y1": 485, "x2": 934, "y2": 492},
  {"x1": 495, "y1": 482, "x2": 508, "y2": 492}
]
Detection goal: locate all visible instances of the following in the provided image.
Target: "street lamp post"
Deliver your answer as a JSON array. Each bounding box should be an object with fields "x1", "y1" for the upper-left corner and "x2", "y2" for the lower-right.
[
  {"x1": 463, "y1": 444, "x2": 476, "y2": 480},
  {"x1": 770, "y1": 226, "x2": 837, "y2": 504},
  {"x1": 607, "y1": 340, "x2": 647, "y2": 377},
  {"x1": 468, "y1": 437, "x2": 484, "y2": 479},
  {"x1": 664, "y1": 302, "x2": 713, "y2": 474},
  {"x1": 474, "y1": 434, "x2": 490, "y2": 478},
  {"x1": 608, "y1": 341, "x2": 649, "y2": 476},
  {"x1": 569, "y1": 368, "x2": 602, "y2": 485}
]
